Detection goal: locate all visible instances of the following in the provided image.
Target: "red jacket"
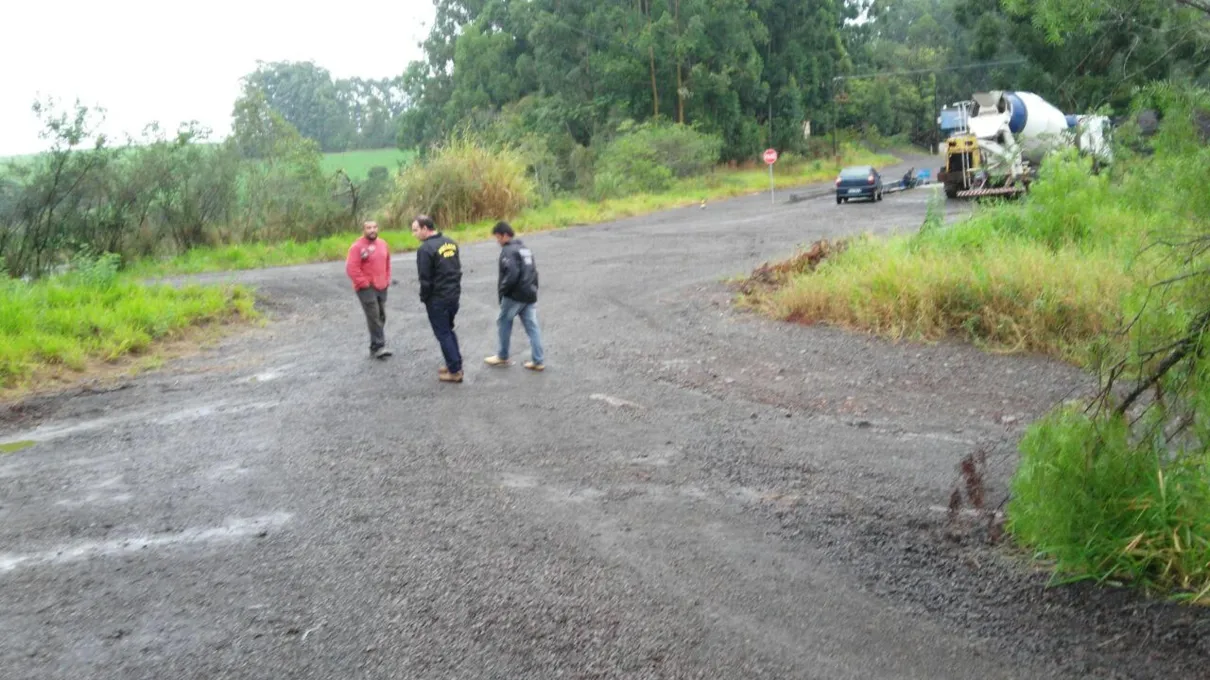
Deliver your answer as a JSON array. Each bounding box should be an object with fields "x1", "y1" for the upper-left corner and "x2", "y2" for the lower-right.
[{"x1": 346, "y1": 237, "x2": 391, "y2": 291}]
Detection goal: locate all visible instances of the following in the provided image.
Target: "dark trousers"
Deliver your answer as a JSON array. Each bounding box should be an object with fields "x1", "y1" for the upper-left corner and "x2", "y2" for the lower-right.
[
  {"x1": 425, "y1": 298, "x2": 462, "y2": 373},
  {"x1": 357, "y1": 287, "x2": 388, "y2": 351}
]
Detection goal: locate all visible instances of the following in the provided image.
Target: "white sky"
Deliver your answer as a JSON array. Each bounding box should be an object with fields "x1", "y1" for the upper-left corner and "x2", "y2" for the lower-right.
[{"x1": 0, "y1": 0, "x2": 435, "y2": 155}]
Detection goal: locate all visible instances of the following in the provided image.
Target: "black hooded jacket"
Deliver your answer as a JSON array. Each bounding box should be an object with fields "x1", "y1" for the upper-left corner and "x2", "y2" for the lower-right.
[{"x1": 498, "y1": 238, "x2": 539, "y2": 304}]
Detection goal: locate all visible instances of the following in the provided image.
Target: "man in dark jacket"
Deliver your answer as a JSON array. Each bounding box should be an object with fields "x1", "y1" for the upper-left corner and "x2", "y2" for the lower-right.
[
  {"x1": 411, "y1": 215, "x2": 464, "y2": 382},
  {"x1": 483, "y1": 221, "x2": 545, "y2": 371}
]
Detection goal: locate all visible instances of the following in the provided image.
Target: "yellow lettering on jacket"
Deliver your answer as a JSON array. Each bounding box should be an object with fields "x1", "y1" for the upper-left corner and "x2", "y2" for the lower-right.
[{"x1": 438, "y1": 243, "x2": 457, "y2": 258}]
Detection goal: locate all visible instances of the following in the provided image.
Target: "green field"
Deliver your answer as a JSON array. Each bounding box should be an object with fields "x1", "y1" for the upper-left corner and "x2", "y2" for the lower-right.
[
  {"x1": 3, "y1": 147, "x2": 415, "y2": 181},
  {"x1": 320, "y1": 148, "x2": 415, "y2": 180}
]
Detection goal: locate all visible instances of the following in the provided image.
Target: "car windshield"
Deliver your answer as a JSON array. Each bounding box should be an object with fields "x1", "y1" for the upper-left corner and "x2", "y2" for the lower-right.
[{"x1": 839, "y1": 167, "x2": 871, "y2": 179}]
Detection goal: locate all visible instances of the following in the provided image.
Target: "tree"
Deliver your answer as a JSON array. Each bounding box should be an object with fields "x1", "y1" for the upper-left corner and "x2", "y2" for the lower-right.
[
  {"x1": 1, "y1": 98, "x2": 112, "y2": 278},
  {"x1": 955, "y1": 0, "x2": 1210, "y2": 111},
  {"x1": 243, "y1": 61, "x2": 353, "y2": 152}
]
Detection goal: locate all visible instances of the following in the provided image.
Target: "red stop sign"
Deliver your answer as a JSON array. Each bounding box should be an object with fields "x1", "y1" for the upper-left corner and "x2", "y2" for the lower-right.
[{"x1": 763, "y1": 148, "x2": 778, "y2": 164}]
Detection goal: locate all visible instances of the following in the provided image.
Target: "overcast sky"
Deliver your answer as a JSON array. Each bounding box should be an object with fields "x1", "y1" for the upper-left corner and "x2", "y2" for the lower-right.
[{"x1": 0, "y1": 0, "x2": 435, "y2": 156}]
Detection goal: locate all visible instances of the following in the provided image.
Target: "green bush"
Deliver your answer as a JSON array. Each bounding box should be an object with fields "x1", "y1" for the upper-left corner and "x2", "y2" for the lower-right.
[
  {"x1": 1009, "y1": 403, "x2": 1210, "y2": 602},
  {"x1": 593, "y1": 121, "x2": 722, "y2": 198},
  {"x1": 388, "y1": 134, "x2": 535, "y2": 229}
]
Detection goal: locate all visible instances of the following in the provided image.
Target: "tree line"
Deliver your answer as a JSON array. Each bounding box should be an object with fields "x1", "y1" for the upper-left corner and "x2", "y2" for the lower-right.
[{"x1": 396, "y1": 0, "x2": 1208, "y2": 157}]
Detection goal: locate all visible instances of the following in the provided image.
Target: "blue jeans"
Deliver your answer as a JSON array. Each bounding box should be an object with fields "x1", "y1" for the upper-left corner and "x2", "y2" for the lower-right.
[
  {"x1": 498, "y1": 297, "x2": 544, "y2": 365},
  {"x1": 425, "y1": 299, "x2": 462, "y2": 373}
]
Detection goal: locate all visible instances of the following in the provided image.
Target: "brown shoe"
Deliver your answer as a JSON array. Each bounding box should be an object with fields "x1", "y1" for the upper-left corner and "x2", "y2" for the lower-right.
[
  {"x1": 438, "y1": 366, "x2": 450, "y2": 375},
  {"x1": 523, "y1": 361, "x2": 545, "y2": 372},
  {"x1": 484, "y1": 355, "x2": 512, "y2": 367},
  {"x1": 438, "y1": 370, "x2": 463, "y2": 383}
]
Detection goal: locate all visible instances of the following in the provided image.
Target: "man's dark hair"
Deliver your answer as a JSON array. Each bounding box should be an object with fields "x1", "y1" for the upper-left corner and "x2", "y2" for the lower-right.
[
  {"x1": 491, "y1": 221, "x2": 515, "y2": 237},
  {"x1": 414, "y1": 215, "x2": 435, "y2": 231}
]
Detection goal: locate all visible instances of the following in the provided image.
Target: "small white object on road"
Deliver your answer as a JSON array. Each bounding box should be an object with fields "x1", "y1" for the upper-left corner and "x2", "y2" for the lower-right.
[{"x1": 589, "y1": 393, "x2": 642, "y2": 409}]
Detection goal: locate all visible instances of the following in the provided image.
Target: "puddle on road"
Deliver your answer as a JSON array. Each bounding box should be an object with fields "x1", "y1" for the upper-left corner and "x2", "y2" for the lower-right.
[{"x1": 0, "y1": 440, "x2": 36, "y2": 454}]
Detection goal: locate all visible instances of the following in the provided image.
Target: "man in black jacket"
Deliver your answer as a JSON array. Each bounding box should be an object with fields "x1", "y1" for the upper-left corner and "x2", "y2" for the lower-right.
[
  {"x1": 484, "y1": 221, "x2": 545, "y2": 371},
  {"x1": 411, "y1": 215, "x2": 464, "y2": 382}
]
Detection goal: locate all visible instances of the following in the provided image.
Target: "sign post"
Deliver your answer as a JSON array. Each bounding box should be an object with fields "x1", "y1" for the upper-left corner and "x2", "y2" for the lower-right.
[{"x1": 763, "y1": 148, "x2": 778, "y2": 204}]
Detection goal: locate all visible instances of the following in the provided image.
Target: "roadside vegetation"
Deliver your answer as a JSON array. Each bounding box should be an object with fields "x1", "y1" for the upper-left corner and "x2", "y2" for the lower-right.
[
  {"x1": 131, "y1": 135, "x2": 892, "y2": 277},
  {"x1": 0, "y1": 252, "x2": 254, "y2": 393},
  {"x1": 738, "y1": 83, "x2": 1210, "y2": 603}
]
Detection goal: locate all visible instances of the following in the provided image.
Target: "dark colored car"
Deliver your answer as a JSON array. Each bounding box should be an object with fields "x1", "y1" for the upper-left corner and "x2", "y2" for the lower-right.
[{"x1": 835, "y1": 165, "x2": 883, "y2": 204}]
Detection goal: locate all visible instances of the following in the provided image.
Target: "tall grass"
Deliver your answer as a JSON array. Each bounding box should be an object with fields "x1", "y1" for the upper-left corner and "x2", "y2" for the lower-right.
[
  {"x1": 753, "y1": 230, "x2": 1133, "y2": 363},
  {"x1": 0, "y1": 253, "x2": 255, "y2": 391},
  {"x1": 387, "y1": 135, "x2": 535, "y2": 229},
  {"x1": 1010, "y1": 405, "x2": 1210, "y2": 603},
  {"x1": 741, "y1": 148, "x2": 1168, "y2": 362}
]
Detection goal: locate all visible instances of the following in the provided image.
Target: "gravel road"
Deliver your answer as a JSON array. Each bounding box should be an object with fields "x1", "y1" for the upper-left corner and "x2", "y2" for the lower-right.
[{"x1": 3, "y1": 157, "x2": 1207, "y2": 679}]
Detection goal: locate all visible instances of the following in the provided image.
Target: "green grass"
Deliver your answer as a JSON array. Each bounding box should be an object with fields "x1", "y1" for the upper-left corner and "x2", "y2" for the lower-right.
[
  {"x1": 742, "y1": 220, "x2": 1135, "y2": 364},
  {"x1": 0, "y1": 257, "x2": 257, "y2": 391},
  {"x1": 129, "y1": 146, "x2": 898, "y2": 277},
  {"x1": 737, "y1": 149, "x2": 1170, "y2": 363},
  {"x1": 320, "y1": 148, "x2": 415, "y2": 180},
  {"x1": 0, "y1": 440, "x2": 36, "y2": 454},
  {"x1": 1010, "y1": 405, "x2": 1210, "y2": 604}
]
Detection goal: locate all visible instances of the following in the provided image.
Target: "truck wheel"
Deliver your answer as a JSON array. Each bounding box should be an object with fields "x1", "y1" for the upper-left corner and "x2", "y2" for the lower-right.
[{"x1": 836, "y1": 196, "x2": 842, "y2": 205}]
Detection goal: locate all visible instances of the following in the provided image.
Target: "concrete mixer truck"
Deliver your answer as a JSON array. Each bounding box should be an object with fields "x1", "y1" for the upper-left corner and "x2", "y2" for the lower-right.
[{"x1": 938, "y1": 90, "x2": 1112, "y2": 199}]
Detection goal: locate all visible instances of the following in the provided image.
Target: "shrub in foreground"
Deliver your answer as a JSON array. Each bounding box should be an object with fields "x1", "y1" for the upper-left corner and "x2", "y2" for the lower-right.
[
  {"x1": 1009, "y1": 404, "x2": 1210, "y2": 603},
  {"x1": 593, "y1": 122, "x2": 723, "y2": 198}
]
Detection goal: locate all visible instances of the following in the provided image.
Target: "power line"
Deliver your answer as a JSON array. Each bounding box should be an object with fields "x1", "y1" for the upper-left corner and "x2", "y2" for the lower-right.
[{"x1": 832, "y1": 58, "x2": 1029, "y2": 82}]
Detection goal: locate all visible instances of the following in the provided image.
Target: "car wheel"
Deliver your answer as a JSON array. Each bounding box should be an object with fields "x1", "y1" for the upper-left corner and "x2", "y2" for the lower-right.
[{"x1": 836, "y1": 195, "x2": 842, "y2": 205}]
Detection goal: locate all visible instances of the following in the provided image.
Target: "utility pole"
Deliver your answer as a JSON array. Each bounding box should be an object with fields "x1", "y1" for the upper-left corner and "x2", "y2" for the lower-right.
[
  {"x1": 932, "y1": 73, "x2": 939, "y2": 154},
  {"x1": 831, "y1": 76, "x2": 838, "y2": 159}
]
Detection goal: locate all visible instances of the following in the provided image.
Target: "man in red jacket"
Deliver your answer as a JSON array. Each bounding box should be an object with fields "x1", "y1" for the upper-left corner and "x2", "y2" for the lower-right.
[{"x1": 345, "y1": 220, "x2": 393, "y2": 359}]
